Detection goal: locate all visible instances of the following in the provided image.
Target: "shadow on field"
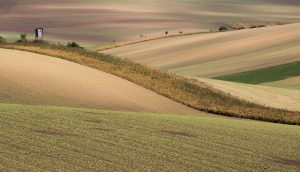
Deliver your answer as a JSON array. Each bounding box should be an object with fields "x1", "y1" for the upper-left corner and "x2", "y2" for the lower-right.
[{"x1": 272, "y1": 158, "x2": 300, "y2": 170}]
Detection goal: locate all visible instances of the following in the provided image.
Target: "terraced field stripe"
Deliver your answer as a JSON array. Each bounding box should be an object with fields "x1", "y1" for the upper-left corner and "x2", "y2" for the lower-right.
[{"x1": 215, "y1": 61, "x2": 300, "y2": 84}]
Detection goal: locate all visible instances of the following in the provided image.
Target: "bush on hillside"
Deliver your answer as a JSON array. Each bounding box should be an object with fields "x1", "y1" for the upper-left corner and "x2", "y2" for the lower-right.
[
  {"x1": 66, "y1": 42, "x2": 83, "y2": 49},
  {"x1": 0, "y1": 36, "x2": 6, "y2": 43},
  {"x1": 219, "y1": 26, "x2": 228, "y2": 31},
  {"x1": 16, "y1": 33, "x2": 28, "y2": 43}
]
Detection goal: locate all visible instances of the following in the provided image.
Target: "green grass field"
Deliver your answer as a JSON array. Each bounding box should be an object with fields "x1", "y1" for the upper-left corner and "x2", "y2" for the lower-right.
[
  {"x1": 215, "y1": 61, "x2": 300, "y2": 84},
  {"x1": 0, "y1": 103, "x2": 299, "y2": 171}
]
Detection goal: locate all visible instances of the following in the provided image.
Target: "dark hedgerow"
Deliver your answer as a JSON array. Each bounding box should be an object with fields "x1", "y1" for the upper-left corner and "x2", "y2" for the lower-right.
[{"x1": 0, "y1": 42, "x2": 299, "y2": 125}]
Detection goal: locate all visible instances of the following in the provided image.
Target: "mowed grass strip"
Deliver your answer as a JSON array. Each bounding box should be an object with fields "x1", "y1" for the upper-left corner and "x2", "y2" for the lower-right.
[
  {"x1": 215, "y1": 61, "x2": 300, "y2": 84},
  {"x1": 0, "y1": 103, "x2": 300, "y2": 171},
  {"x1": 1, "y1": 43, "x2": 300, "y2": 125}
]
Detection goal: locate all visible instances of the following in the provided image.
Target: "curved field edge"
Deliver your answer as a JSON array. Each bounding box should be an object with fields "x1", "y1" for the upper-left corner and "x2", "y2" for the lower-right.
[
  {"x1": 0, "y1": 48, "x2": 198, "y2": 115},
  {"x1": 195, "y1": 77, "x2": 300, "y2": 112},
  {"x1": 215, "y1": 61, "x2": 300, "y2": 84},
  {"x1": 1, "y1": 43, "x2": 300, "y2": 125},
  {"x1": 262, "y1": 76, "x2": 300, "y2": 90},
  {"x1": 0, "y1": 103, "x2": 299, "y2": 171}
]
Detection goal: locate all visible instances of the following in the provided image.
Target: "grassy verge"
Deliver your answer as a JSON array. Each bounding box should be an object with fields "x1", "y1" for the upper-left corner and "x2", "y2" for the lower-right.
[
  {"x1": 1, "y1": 43, "x2": 300, "y2": 125},
  {"x1": 0, "y1": 103, "x2": 299, "y2": 171},
  {"x1": 215, "y1": 62, "x2": 300, "y2": 84}
]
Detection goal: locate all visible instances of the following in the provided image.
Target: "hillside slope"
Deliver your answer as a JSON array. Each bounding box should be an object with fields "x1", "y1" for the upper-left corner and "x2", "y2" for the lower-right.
[
  {"x1": 2, "y1": 43, "x2": 299, "y2": 124},
  {"x1": 103, "y1": 23, "x2": 300, "y2": 77},
  {"x1": 1, "y1": 103, "x2": 299, "y2": 171},
  {"x1": 0, "y1": 48, "x2": 198, "y2": 115},
  {"x1": 195, "y1": 78, "x2": 300, "y2": 112}
]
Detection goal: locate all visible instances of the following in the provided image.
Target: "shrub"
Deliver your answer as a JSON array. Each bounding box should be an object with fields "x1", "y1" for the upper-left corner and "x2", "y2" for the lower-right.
[
  {"x1": 66, "y1": 42, "x2": 83, "y2": 49},
  {"x1": 250, "y1": 26, "x2": 257, "y2": 29},
  {"x1": 219, "y1": 26, "x2": 228, "y2": 31},
  {"x1": 17, "y1": 33, "x2": 28, "y2": 43},
  {"x1": 0, "y1": 36, "x2": 6, "y2": 43},
  {"x1": 238, "y1": 27, "x2": 245, "y2": 30},
  {"x1": 165, "y1": 31, "x2": 168, "y2": 35}
]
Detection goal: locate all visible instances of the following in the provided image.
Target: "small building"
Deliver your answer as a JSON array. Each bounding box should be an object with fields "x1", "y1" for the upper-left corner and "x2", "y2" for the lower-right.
[{"x1": 35, "y1": 28, "x2": 44, "y2": 40}]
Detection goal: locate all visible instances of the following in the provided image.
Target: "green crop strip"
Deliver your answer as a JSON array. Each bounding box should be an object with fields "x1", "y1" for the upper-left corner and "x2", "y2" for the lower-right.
[{"x1": 215, "y1": 61, "x2": 300, "y2": 84}]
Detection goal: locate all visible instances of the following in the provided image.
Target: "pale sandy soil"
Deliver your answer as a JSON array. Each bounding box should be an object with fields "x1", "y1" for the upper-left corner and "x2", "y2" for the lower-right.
[
  {"x1": 103, "y1": 23, "x2": 300, "y2": 77},
  {"x1": 261, "y1": 76, "x2": 300, "y2": 90},
  {"x1": 195, "y1": 77, "x2": 300, "y2": 112},
  {"x1": 0, "y1": 48, "x2": 199, "y2": 115}
]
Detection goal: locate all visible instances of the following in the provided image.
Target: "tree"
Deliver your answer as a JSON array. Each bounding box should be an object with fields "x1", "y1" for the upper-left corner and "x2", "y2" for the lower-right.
[{"x1": 165, "y1": 31, "x2": 168, "y2": 36}]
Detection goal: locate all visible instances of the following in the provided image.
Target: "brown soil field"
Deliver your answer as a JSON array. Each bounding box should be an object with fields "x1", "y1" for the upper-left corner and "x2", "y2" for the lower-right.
[
  {"x1": 0, "y1": 0, "x2": 300, "y2": 45},
  {"x1": 103, "y1": 23, "x2": 300, "y2": 77},
  {"x1": 0, "y1": 48, "x2": 199, "y2": 115}
]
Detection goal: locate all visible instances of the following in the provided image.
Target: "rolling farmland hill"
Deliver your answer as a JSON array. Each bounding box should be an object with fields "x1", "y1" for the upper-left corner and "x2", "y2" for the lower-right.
[
  {"x1": 0, "y1": 1, "x2": 300, "y2": 171},
  {"x1": 0, "y1": 48, "x2": 198, "y2": 115},
  {"x1": 2, "y1": 43, "x2": 300, "y2": 124},
  {"x1": 0, "y1": 0, "x2": 300, "y2": 46},
  {"x1": 103, "y1": 23, "x2": 300, "y2": 78},
  {"x1": 0, "y1": 43, "x2": 299, "y2": 171},
  {"x1": 0, "y1": 103, "x2": 299, "y2": 171}
]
